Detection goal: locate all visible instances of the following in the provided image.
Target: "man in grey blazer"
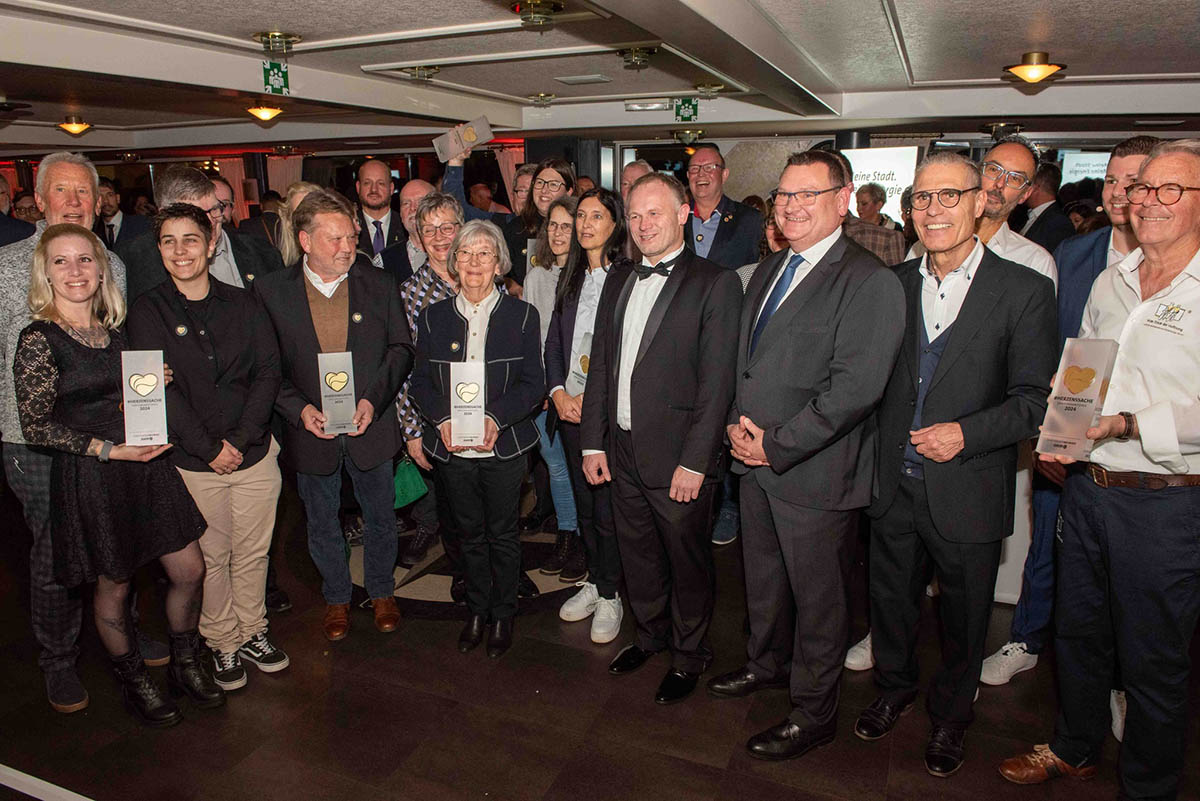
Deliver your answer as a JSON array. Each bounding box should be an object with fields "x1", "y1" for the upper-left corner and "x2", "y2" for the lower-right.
[{"x1": 707, "y1": 150, "x2": 905, "y2": 760}]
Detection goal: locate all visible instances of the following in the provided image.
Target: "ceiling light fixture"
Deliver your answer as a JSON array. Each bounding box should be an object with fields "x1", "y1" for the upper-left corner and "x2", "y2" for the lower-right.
[
  {"x1": 624, "y1": 98, "x2": 672, "y2": 112},
  {"x1": 1003, "y1": 51, "x2": 1065, "y2": 84},
  {"x1": 253, "y1": 31, "x2": 302, "y2": 55},
  {"x1": 247, "y1": 106, "x2": 283, "y2": 121},
  {"x1": 672, "y1": 129, "x2": 703, "y2": 145},
  {"x1": 982, "y1": 122, "x2": 1023, "y2": 140},
  {"x1": 510, "y1": 1, "x2": 565, "y2": 32},
  {"x1": 618, "y1": 47, "x2": 657, "y2": 71},
  {"x1": 401, "y1": 66, "x2": 441, "y2": 82},
  {"x1": 529, "y1": 93, "x2": 556, "y2": 106},
  {"x1": 57, "y1": 115, "x2": 91, "y2": 135},
  {"x1": 694, "y1": 83, "x2": 724, "y2": 99}
]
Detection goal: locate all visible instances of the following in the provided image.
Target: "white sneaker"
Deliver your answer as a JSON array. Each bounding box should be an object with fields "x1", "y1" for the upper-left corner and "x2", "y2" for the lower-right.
[
  {"x1": 844, "y1": 632, "x2": 874, "y2": 671},
  {"x1": 590, "y1": 594, "x2": 624, "y2": 644},
  {"x1": 559, "y1": 582, "x2": 599, "y2": 622},
  {"x1": 1110, "y1": 690, "x2": 1126, "y2": 742},
  {"x1": 980, "y1": 642, "x2": 1038, "y2": 685}
]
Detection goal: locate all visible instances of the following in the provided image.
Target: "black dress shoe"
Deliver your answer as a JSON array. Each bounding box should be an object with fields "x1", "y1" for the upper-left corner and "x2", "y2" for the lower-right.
[
  {"x1": 707, "y1": 666, "x2": 788, "y2": 699},
  {"x1": 486, "y1": 618, "x2": 513, "y2": 659},
  {"x1": 747, "y1": 719, "x2": 836, "y2": 761},
  {"x1": 517, "y1": 573, "x2": 541, "y2": 600},
  {"x1": 925, "y1": 725, "x2": 966, "y2": 777},
  {"x1": 854, "y1": 695, "x2": 915, "y2": 741},
  {"x1": 654, "y1": 668, "x2": 700, "y2": 705},
  {"x1": 457, "y1": 614, "x2": 486, "y2": 653},
  {"x1": 608, "y1": 644, "x2": 658, "y2": 675}
]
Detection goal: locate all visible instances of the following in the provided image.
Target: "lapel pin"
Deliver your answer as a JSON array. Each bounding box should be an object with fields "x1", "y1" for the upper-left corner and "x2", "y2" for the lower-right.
[
  {"x1": 246, "y1": 273, "x2": 255, "y2": 282},
  {"x1": 352, "y1": 312, "x2": 363, "y2": 323},
  {"x1": 696, "y1": 234, "x2": 704, "y2": 242},
  {"x1": 451, "y1": 341, "x2": 461, "y2": 352},
  {"x1": 723, "y1": 215, "x2": 732, "y2": 223},
  {"x1": 175, "y1": 325, "x2": 188, "y2": 336}
]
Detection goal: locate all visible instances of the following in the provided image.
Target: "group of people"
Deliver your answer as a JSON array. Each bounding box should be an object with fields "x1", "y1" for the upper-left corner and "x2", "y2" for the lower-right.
[{"x1": 2, "y1": 130, "x2": 1198, "y2": 801}]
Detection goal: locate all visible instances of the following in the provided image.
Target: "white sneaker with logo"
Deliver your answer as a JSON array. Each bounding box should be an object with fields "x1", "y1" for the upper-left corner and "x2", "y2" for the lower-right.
[
  {"x1": 559, "y1": 582, "x2": 599, "y2": 622},
  {"x1": 844, "y1": 632, "x2": 874, "y2": 671},
  {"x1": 980, "y1": 642, "x2": 1038, "y2": 685},
  {"x1": 590, "y1": 595, "x2": 624, "y2": 644}
]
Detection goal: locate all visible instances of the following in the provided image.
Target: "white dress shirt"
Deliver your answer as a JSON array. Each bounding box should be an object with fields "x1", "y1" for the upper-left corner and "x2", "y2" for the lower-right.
[
  {"x1": 302, "y1": 256, "x2": 349, "y2": 298},
  {"x1": 1081, "y1": 245, "x2": 1200, "y2": 474},
  {"x1": 454, "y1": 286, "x2": 500, "y2": 459},
  {"x1": 920, "y1": 237, "x2": 986, "y2": 342},
  {"x1": 1019, "y1": 200, "x2": 1055, "y2": 235},
  {"x1": 210, "y1": 230, "x2": 246, "y2": 289},
  {"x1": 907, "y1": 221, "x2": 1057, "y2": 290},
  {"x1": 1107, "y1": 229, "x2": 1131, "y2": 269},
  {"x1": 753, "y1": 227, "x2": 842, "y2": 326},
  {"x1": 104, "y1": 210, "x2": 124, "y2": 242},
  {"x1": 550, "y1": 264, "x2": 609, "y2": 397}
]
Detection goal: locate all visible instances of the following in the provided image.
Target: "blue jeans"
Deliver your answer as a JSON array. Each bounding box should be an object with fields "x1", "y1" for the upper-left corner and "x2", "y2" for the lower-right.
[
  {"x1": 1010, "y1": 476, "x2": 1059, "y2": 653},
  {"x1": 295, "y1": 441, "x2": 397, "y2": 603},
  {"x1": 534, "y1": 410, "x2": 578, "y2": 531}
]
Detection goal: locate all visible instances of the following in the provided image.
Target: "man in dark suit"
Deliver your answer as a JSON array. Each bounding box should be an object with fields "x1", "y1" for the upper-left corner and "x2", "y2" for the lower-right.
[
  {"x1": 255, "y1": 189, "x2": 413, "y2": 642},
  {"x1": 853, "y1": 152, "x2": 1057, "y2": 778},
  {"x1": 684, "y1": 144, "x2": 762, "y2": 270},
  {"x1": 118, "y1": 167, "x2": 284, "y2": 301},
  {"x1": 1020, "y1": 162, "x2": 1077, "y2": 254},
  {"x1": 580, "y1": 172, "x2": 741, "y2": 704},
  {"x1": 707, "y1": 150, "x2": 905, "y2": 760},
  {"x1": 93, "y1": 177, "x2": 150, "y2": 250},
  {"x1": 0, "y1": 174, "x2": 34, "y2": 247},
  {"x1": 355, "y1": 159, "x2": 414, "y2": 285}
]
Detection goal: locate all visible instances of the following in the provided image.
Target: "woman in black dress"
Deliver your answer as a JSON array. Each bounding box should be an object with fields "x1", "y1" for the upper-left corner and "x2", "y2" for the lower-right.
[{"x1": 14, "y1": 223, "x2": 220, "y2": 727}]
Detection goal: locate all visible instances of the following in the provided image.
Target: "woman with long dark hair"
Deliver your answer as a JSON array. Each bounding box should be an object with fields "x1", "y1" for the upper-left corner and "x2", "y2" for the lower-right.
[
  {"x1": 545, "y1": 187, "x2": 632, "y2": 644},
  {"x1": 500, "y1": 157, "x2": 576, "y2": 290}
]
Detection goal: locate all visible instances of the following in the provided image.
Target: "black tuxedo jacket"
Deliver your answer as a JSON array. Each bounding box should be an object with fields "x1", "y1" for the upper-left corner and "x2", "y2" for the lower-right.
[
  {"x1": 580, "y1": 249, "x2": 742, "y2": 488},
  {"x1": 868, "y1": 249, "x2": 1058, "y2": 542},
  {"x1": 254, "y1": 264, "x2": 413, "y2": 475},
  {"x1": 356, "y1": 210, "x2": 413, "y2": 286},
  {"x1": 93, "y1": 213, "x2": 149, "y2": 251},
  {"x1": 730, "y1": 236, "x2": 905, "y2": 510},
  {"x1": 120, "y1": 228, "x2": 285, "y2": 302},
  {"x1": 1023, "y1": 203, "x2": 1077, "y2": 255},
  {"x1": 684, "y1": 195, "x2": 763, "y2": 269},
  {"x1": 0, "y1": 214, "x2": 34, "y2": 247}
]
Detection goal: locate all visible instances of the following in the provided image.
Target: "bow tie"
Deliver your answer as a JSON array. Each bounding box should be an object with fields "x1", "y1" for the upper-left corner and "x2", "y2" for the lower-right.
[{"x1": 633, "y1": 254, "x2": 681, "y2": 281}]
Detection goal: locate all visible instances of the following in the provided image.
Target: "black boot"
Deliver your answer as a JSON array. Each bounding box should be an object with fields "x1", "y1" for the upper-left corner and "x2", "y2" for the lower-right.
[
  {"x1": 112, "y1": 649, "x2": 182, "y2": 728},
  {"x1": 167, "y1": 630, "x2": 226, "y2": 709},
  {"x1": 539, "y1": 530, "x2": 572, "y2": 575}
]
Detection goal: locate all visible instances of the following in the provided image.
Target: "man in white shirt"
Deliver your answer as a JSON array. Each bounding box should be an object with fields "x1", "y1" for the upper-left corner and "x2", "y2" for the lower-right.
[{"x1": 1001, "y1": 139, "x2": 1200, "y2": 800}]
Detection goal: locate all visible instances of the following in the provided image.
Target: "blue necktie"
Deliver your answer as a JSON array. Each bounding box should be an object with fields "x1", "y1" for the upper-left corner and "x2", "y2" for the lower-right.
[
  {"x1": 750, "y1": 253, "x2": 804, "y2": 356},
  {"x1": 372, "y1": 220, "x2": 385, "y2": 255}
]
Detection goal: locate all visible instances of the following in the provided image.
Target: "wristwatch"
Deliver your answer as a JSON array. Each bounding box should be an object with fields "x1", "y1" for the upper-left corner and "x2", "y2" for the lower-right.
[
  {"x1": 98, "y1": 440, "x2": 114, "y2": 462},
  {"x1": 1116, "y1": 411, "x2": 1135, "y2": 442}
]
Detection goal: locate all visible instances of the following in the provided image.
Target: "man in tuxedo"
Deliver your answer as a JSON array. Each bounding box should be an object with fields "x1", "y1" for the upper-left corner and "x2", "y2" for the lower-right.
[
  {"x1": 1020, "y1": 163, "x2": 1076, "y2": 254},
  {"x1": 580, "y1": 172, "x2": 741, "y2": 704},
  {"x1": 0, "y1": 173, "x2": 33, "y2": 247},
  {"x1": 255, "y1": 189, "x2": 412, "y2": 641},
  {"x1": 707, "y1": 149, "x2": 905, "y2": 760},
  {"x1": 854, "y1": 151, "x2": 1057, "y2": 778},
  {"x1": 684, "y1": 144, "x2": 762, "y2": 270},
  {"x1": 93, "y1": 177, "x2": 149, "y2": 251},
  {"x1": 118, "y1": 166, "x2": 284, "y2": 301}
]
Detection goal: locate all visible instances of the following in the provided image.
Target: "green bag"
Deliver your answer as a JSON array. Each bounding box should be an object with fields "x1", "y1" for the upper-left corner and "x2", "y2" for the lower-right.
[{"x1": 393, "y1": 456, "x2": 428, "y2": 509}]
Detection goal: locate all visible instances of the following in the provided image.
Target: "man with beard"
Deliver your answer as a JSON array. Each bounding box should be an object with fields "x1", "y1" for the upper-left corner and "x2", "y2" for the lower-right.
[{"x1": 93, "y1": 177, "x2": 148, "y2": 250}]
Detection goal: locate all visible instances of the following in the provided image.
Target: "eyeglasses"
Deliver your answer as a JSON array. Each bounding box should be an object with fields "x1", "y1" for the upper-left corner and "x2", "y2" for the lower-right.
[
  {"x1": 513, "y1": 186, "x2": 531, "y2": 197},
  {"x1": 980, "y1": 162, "x2": 1031, "y2": 190},
  {"x1": 203, "y1": 204, "x2": 224, "y2": 219},
  {"x1": 533, "y1": 178, "x2": 566, "y2": 192},
  {"x1": 546, "y1": 221, "x2": 574, "y2": 233},
  {"x1": 419, "y1": 222, "x2": 461, "y2": 239},
  {"x1": 1125, "y1": 182, "x2": 1200, "y2": 206},
  {"x1": 769, "y1": 186, "x2": 844, "y2": 206},
  {"x1": 686, "y1": 163, "x2": 724, "y2": 176},
  {"x1": 910, "y1": 186, "x2": 981, "y2": 210},
  {"x1": 215, "y1": 200, "x2": 234, "y2": 211},
  {"x1": 454, "y1": 248, "x2": 498, "y2": 263}
]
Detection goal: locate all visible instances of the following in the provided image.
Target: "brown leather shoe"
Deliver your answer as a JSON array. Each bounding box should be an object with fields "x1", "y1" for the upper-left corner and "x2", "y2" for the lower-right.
[
  {"x1": 372, "y1": 596, "x2": 400, "y2": 633},
  {"x1": 323, "y1": 603, "x2": 351, "y2": 641},
  {"x1": 999, "y1": 744, "x2": 1097, "y2": 784}
]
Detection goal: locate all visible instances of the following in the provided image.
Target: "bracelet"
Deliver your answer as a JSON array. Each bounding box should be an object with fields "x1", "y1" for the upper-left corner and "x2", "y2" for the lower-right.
[
  {"x1": 1116, "y1": 411, "x2": 1135, "y2": 442},
  {"x1": 98, "y1": 440, "x2": 114, "y2": 462}
]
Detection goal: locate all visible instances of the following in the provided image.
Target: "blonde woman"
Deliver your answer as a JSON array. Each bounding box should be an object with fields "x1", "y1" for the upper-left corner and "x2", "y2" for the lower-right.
[
  {"x1": 14, "y1": 223, "x2": 218, "y2": 727},
  {"x1": 278, "y1": 181, "x2": 323, "y2": 267}
]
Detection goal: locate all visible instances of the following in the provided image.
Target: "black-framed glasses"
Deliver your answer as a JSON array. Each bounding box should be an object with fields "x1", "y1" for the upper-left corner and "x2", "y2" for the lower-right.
[
  {"x1": 910, "y1": 186, "x2": 981, "y2": 211},
  {"x1": 769, "y1": 185, "x2": 844, "y2": 206},
  {"x1": 533, "y1": 178, "x2": 566, "y2": 192},
  {"x1": 419, "y1": 222, "x2": 461, "y2": 239},
  {"x1": 202, "y1": 204, "x2": 224, "y2": 219},
  {"x1": 1125, "y1": 182, "x2": 1200, "y2": 206},
  {"x1": 686, "y1": 163, "x2": 724, "y2": 176},
  {"x1": 980, "y1": 162, "x2": 1031, "y2": 190}
]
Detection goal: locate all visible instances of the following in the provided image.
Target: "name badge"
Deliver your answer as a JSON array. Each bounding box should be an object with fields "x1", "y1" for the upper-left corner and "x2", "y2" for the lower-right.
[
  {"x1": 122, "y1": 350, "x2": 168, "y2": 446},
  {"x1": 1036, "y1": 338, "x2": 1119, "y2": 461},
  {"x1": 450, "y1": 361, "x2": 486, "y2": 447},
  {"x1": 318, "y1": 351, "x2": 358, "y2": 435}
]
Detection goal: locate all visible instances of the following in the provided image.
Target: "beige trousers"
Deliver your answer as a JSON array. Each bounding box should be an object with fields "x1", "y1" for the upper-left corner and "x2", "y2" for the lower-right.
[{"x1": 178, "y1": 438, "x2": 282, "y2": 655}]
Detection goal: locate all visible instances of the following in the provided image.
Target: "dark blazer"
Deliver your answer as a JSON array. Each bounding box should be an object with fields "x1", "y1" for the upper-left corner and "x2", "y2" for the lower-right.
[
  {"x1": 238, "y1": 212, "x2": 283, "y2": 249},
  {"x1": 544, "y1": 260, "x2": 634, "y2": 437},
  {"x1": 93, "y1": 212, "x2": 149, "y2": 251},
  {"x1": 580, "y1": 249, "x2": 742, "y2": 488},
  {"x1": 254, "y1": 263, "x2": 413, "y2": 475},
  {"x1": 1052, "y1": 226, "x2": 1111, "y2": 350},
  {"x1": 730, "y1": 236, "x2": 905, "y2": 510},
  {"x1": 684, "y1": 195, "x2": 763, "y2": 269},
  {"x1": 410, "y1": 292, "x2": 544, "y2": 463},
  {"x1": 868, "y1": 249, "x2": 1058, "y2": 543},
  {"x1": 0, "y1": 214, "x2": 34, "y2": 247},
  {"x1": 1023, "y1": 203, "x2": 1077, "y2": 255},
  {"x1": 120, "y1": 228, "x2": 285, "y2": 302},
  {"x1": 356, "y1": 210, "x2": 413, "y2": 286}
]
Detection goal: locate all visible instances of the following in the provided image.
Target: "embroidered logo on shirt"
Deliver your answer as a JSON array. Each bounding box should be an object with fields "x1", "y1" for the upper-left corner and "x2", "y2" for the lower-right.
[{"x1": 1154, "y1": 303, "x2": 1185, "y2": 323}]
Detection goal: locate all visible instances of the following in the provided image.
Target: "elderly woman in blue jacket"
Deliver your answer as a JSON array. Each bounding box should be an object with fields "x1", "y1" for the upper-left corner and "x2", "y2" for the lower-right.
[{"x1": 410, "y1": 219, "x2": 545, "y2": 659}]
